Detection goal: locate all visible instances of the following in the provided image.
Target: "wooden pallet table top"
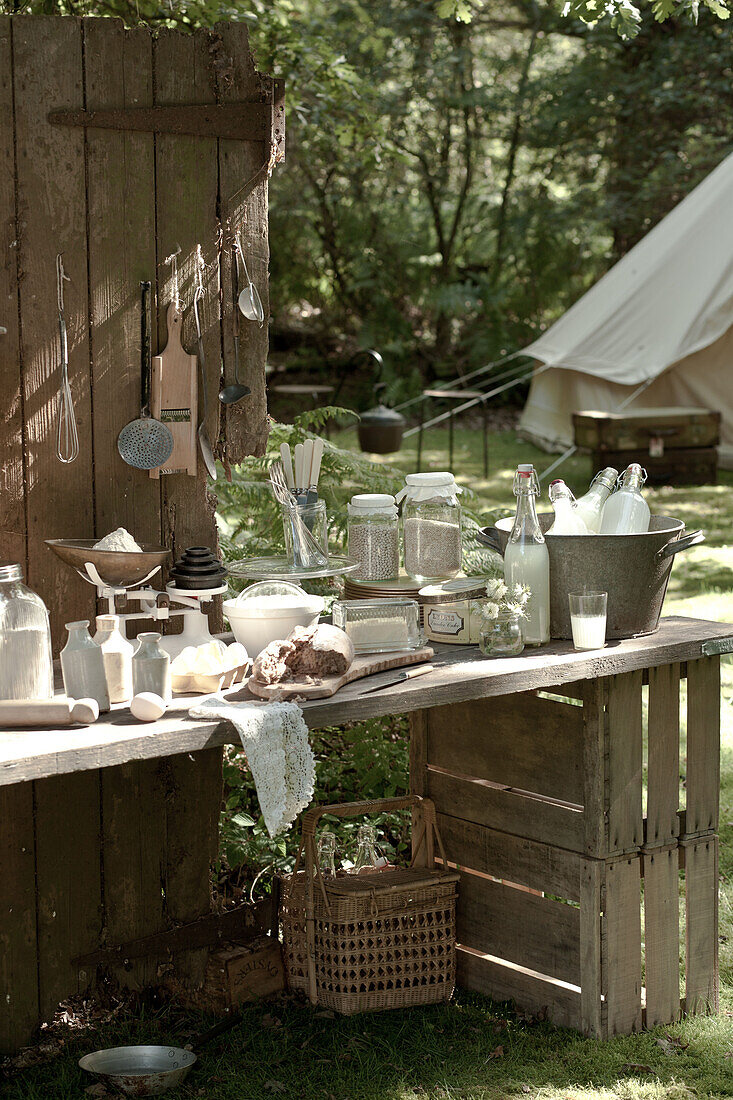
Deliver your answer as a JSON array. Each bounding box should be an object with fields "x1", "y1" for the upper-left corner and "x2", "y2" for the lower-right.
[{"x1": 1, "y1": 616, "x2": 731, "y2": 788}]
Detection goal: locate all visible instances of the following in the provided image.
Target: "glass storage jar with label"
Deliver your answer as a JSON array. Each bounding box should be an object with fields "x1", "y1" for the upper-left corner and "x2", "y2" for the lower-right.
[
  {"x1": 0, "y1": 562, "x2": 54, "y2": 701},
  {"x1": 399, "y1": 472, "x2": 462, "y2": 584},
  {"x1": 347, "y1": 494, "x2": 400, "y2": 581}
]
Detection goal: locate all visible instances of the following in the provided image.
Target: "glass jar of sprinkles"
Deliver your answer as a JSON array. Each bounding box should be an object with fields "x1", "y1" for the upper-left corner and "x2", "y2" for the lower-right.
[
  {"x1": 347, "y1": 494, "x2": 400, "y2": 581},
  {"x1": 399, "y1": 472, "x2": 462, "y2": 584}
]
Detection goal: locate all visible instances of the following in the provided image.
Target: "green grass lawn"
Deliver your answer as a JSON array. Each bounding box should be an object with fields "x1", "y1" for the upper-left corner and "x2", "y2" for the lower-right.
[{"x1": 8, "y1": 425, "x2": 733, "y2": 1100}]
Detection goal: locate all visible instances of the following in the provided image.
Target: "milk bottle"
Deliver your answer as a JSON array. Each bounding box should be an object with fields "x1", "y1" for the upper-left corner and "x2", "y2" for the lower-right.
[
  {"x1": 503, "y1": 464, "x2": 550, "y2": 645},
  {"x1": 547, "y1": 480, "x2": 592, "y2": 535},
  {"x1": 575, "y1": 468, "x2": 618, "y2": 533},
  {"x1": 599, "y1": 463, "x2": 650, "y2": 534}
]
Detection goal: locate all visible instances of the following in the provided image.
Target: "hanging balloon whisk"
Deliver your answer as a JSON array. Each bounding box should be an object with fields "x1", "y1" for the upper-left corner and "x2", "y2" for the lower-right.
[{"x1": 55, "y1": 254, "x2": 79, "y2": 464}]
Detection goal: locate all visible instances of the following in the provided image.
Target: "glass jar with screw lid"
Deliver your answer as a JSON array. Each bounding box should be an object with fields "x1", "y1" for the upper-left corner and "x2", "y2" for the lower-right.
[
  {"x1": 347, "y1": 493, "x2": 400, "y2": 581},
  {"x1": 399, "y1": 472, "x2": 462, "y2": 585}
]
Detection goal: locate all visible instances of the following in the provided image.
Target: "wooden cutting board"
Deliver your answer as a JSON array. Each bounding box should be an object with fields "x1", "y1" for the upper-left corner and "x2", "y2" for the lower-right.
[
  {"x1": 150, "y1": 302, "x2": 197, "y2": 477},
  {"x1": 247, "y1": 646, "x2": 434, "y2": 701}
]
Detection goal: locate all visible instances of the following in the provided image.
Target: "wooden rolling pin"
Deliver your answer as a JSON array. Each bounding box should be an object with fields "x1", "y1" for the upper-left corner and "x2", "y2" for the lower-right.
[{"x1": 0, "y1": 698, "x2": 100, "y2": 727}]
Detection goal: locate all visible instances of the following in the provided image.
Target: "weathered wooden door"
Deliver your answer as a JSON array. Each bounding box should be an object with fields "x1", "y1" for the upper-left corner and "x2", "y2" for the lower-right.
[{"x1": 0, "y1": 15, "x2": 281, "y2": 645}]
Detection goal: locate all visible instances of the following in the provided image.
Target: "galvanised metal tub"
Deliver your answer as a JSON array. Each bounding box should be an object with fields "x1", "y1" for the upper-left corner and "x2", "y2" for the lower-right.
[{"x1": 478, "y1": 514, "x2": 703, "y2": 640}]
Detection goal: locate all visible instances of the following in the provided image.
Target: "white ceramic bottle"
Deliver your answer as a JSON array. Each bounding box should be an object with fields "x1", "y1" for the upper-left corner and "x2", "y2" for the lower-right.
[
  {"x1": 503, "y1": 464, "x2": 550, "y2": 646},
  {"x1": 574, "y1": 468, "x2": 618, "y2": 533},
  {"x1": 60, "y1": 621, "x2": 110, "y2": 713},
  {"x1": 94, "y1": 614, "x2": 134, "y2": 705},
  {"x1": 132, "y1": 632, "x2": 172, "y2": 703},
  {"x1": 547, "y1": 480, "x2": 592, "y2": 535},
  {"x1": 599, "y1": 463, "x2": 650, "y2": 534}
]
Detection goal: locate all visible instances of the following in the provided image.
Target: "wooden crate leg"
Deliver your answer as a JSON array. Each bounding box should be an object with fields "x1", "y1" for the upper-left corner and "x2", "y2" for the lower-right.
[
  {"x1": 409, "y1": 709, "x2": 430, "y2": 867},
  {"x1": 0, "y1": 784, "x2": 38, "y2": 1054},
  {"x1": 683, "y1": 835, "x2": 719, "y2": 1015},
  {"x1": 644, "y1": 845, "x2": 680, "y2": 1027},
  {"x1": 647, "y1": 664, "x2": 681, "y2": 847},
  {"x1": 686, "y1": 657, "x2": 720, "y2": 835},
  {"x1": 607, "y1": 671, "x2": 643, "y2": 854},
  {"x1": 604, "y1": 855, "x2": 642, "y2": 1035},
  {"x1": 34, "y1": 771, "x2": 102, "y2": 1021},
  {"x1": 163, "y1": 748, "x2": 222, "y2": 987},
  {"x1": 101, "y1": 759, "x2": 167, "y2": 989},
  {"x1": 580, "y1": 859, "x2": 603, "y2": 1037}
]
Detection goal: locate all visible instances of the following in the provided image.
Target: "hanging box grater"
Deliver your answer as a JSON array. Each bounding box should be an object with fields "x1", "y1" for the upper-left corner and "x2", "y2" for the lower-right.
[{"x1": 280, "y1": 795, "x2": 459, "y2": 1014}]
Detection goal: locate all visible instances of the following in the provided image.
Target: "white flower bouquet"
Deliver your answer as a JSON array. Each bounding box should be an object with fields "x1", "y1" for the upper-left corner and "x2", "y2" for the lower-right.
[{"x1": 482, "y1": 578, "x2": 531, "y2": 622}]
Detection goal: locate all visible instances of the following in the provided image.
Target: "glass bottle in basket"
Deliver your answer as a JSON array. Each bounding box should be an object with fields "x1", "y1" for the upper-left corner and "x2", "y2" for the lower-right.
[
  {"x1": 599, "y1": 463, "x2": 650, "y2": 534},
  {"x1": 353, "y1": 824, "x2": 379, "y2": 875},
  {"x1": 317, "y1": 830, "x2": 338, "y2": 877},
  {"x1": 574, "y1": 467, "x2": 618, "y2": 533},
  {"x1": 547, "y1": 480, "x2": 592, "y2": 535},
  {"x1": 503, "y1": 465, "x2": 550, "y2": 646}
]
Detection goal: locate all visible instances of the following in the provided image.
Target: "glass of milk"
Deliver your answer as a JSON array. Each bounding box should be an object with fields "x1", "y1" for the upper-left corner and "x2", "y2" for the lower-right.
[{"x1": 568, "y1": 592, "x2": 607, "y2": 651}]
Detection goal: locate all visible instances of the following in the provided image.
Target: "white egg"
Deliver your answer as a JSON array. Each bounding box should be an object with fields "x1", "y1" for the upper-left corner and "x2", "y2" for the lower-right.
[
  {"x1": 226, "y1": 642, "x2": 248, "y2": 669},
  {"x1": 171, "y1": 646, "x2": 198, "y2": 675},
  {"x1": 131, "y1": 692, "x2": 167, "y2": 722}
]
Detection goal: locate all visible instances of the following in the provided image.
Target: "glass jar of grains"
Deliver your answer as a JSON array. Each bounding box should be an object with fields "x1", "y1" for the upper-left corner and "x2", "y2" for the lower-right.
[
  {"x1": 399, "y1": 472, "x2": 462, "y2": 585},
  {"x1": 347, "y1": 494, "x2": 400, "y2": 581}
]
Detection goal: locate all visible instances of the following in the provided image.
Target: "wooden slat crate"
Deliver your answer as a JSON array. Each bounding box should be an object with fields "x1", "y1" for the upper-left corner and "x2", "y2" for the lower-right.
[
  {"x1": 410, "y1": 654, "x2": 721, "y2": 1036},
  {"x1": 572, "y1": 407, "x2": 720, "y2": 486}
]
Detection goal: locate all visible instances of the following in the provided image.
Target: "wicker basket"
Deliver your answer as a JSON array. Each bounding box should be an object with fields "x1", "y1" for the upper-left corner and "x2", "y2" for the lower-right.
[{"x1": 281, "y1": 795, "x2": 459, "y2": 1014}]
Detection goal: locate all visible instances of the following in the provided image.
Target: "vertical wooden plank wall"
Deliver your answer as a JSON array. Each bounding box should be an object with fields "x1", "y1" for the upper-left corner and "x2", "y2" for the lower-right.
[
  {"x1": 0, "y1": 15, "x2": 276, "y2": 650},
  {"x1": 12, "y1": 15, "x2": 96, "y2": 644},
  {"x1": 0, "y1": 18, "x2": 26, "y2": 568}
]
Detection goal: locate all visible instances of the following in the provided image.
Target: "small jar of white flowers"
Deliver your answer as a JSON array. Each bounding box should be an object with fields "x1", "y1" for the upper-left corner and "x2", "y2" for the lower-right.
[{"x1": 478, "y1": 578, "x2": 530, "y2": 658}]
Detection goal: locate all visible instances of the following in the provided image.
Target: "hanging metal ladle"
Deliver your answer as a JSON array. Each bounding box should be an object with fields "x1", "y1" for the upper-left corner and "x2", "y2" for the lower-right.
[
  {"x1": 235, "y1": 233, "x2": 264, "y2": 324},
  {"x1": 219, "y1": 243, "x2": 252, "y2": 406}
]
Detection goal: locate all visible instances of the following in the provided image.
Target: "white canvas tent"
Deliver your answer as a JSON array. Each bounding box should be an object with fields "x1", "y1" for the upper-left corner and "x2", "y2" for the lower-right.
[{"x1": 518, "y1": 151, "x2": 733, "y2": 467}]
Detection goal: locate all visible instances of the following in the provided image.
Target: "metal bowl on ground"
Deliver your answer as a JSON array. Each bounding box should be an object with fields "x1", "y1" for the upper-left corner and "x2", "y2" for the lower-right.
[
  {"x1": 478, "y1": 514, "x2": 704, "y2": 640},
  {"x1": 46, "y1": 540, "x2": 170, "y2": 588},
  {"x1": 79, "y1": 1045, "x2": 196, "y2": 1096}
]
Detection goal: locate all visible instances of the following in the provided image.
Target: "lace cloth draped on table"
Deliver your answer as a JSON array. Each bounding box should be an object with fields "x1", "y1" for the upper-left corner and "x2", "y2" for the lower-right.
[{"x1": 189, "y1": 697, "x2": 315, "y2": 837}]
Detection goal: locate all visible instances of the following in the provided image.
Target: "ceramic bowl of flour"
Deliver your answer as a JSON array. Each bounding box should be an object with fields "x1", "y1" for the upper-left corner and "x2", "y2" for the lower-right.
[{"x1": 223, "y1": 581, "x2": 324, "y2": 660}]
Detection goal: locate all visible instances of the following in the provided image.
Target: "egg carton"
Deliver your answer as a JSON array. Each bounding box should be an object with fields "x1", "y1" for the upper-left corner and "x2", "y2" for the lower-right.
[{"x1": 171, "y1": 661, "x2": 250, "y2": 696}]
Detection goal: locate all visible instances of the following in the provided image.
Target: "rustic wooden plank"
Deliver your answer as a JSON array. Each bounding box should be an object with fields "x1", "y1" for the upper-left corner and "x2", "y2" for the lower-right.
[
  {"x1": 0, "y1": 17, "x2": 26, "y2": 570},
  {"x1": 427, "y1": 769, "x2": 584, "y2": 853},
  {"x1": 685, "y1": 657, "x2": 720, "y2": 835},
  {"x1": 409, "y1": 709, "x2": 430, "y2": 867},
  {"x1": 582, "y1": 678, "x2": 608, "y2": 858},
  {"x1": 12, "y1": 14, "x2": 96, "y2": 647},
  {"x1": 428, "y1": 694, "x2": 583, "y2": 804},
  {"x1": 579, "y1": 858, "x2": 603, "y2": 1037},
  {"x1": 683, "y1": 834, "x2": 718, "y2": 1015},
  {"x1": 0, "y1": 782, "x2": 38, "y2": 1053},
  {"x1": 456, "y1": 947, "x2": 581, "y2": 1031},
  {"x1": 101, "y1": 758, "x2": 167, "y2": 988},
  {"x1": 34, "y1": 770, "x2": 102, "y2": 1020},
  {"x1": 163, "y1": 748, "x2": 222, "y2": 986},
  {"x1": 607, "y1": 671, "x2": 643, "y2": 853},
  {"x1": 154, "y1": 28, "x2": 220, "y2": 577},
  {"x1": 604, "y1": 855, "x2": 642, "y2": 1034},
  {"x1": 437, "y1": 812, "x2": 581, "y2": 902},
  {"x1": 0, "y1": 620, "x2": 731, "y2": 789},
  {"x1": 214, "y1": 20, "x2": 270, "y2": 463},
  {"x1": 456, "y1": 870, "x2": 580, "y2": 985},
  {"x1": 83, "y1": 18, "x2": 161, "y2": 546},
  {"x1": 644, "y1": 844, "x2": 680, "y2": 1027},
  {"x1": 647, "y1": 663, "x2": 681, "y2": 847}
]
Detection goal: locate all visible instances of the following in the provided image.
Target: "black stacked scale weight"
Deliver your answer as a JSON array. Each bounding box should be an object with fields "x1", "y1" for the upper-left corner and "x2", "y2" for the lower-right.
[{"x1": 170, "y1": 546, "x2": 227, "y2": 590}]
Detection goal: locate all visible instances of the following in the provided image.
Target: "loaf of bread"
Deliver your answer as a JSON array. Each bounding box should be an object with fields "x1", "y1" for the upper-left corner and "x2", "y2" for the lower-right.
[{"x1": 250, "y1": 624, "x2": 354, "y2": 686}]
